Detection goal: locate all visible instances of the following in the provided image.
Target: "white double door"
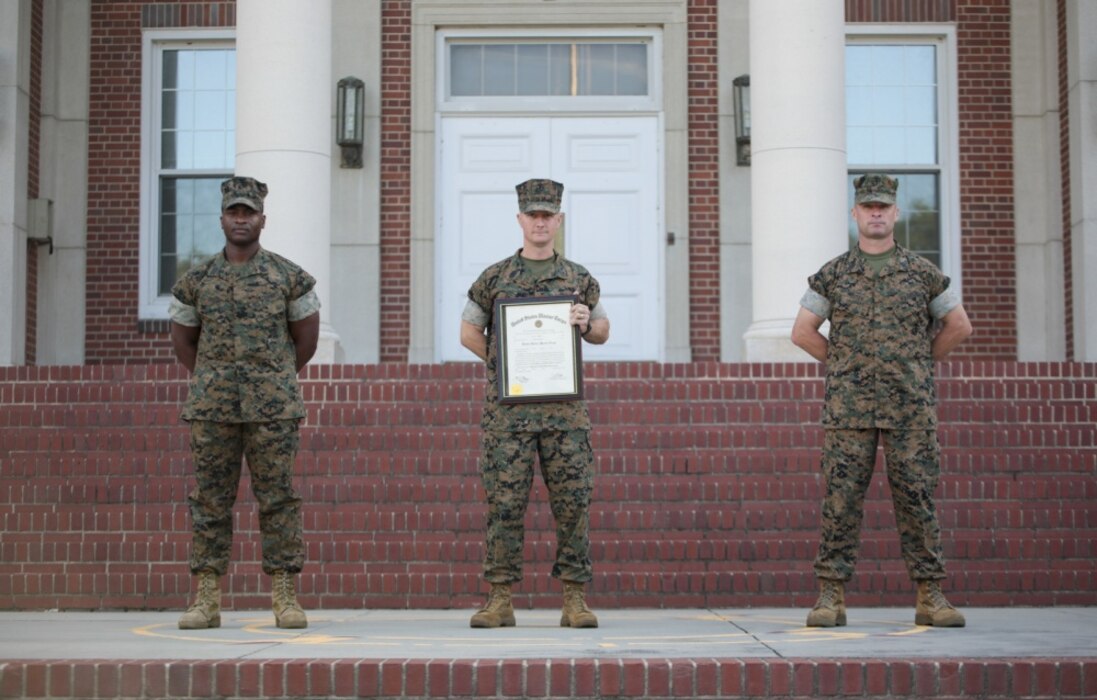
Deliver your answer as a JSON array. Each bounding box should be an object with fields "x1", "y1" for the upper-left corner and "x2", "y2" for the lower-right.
[{"x1": 438, "y1": 116, "x2": 663, "y2": 362}]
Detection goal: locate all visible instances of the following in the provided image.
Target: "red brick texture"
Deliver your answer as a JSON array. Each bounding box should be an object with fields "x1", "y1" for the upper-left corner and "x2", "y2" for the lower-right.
[
  {"x1": 846, "y1": 0, "x2": 955, "y2": 22},
  {"x1": 688, "y1": 0, "x2": 720, "y2": 361},
  {"x1": 25, "y1": 0, "x2": 44, "y2": 365},
  {"x1": 28, "y1": 0, "x2": 43, "y2": 205},
  {"x1": 1058, "y1": 0, "x2": 1073, "y2": 359},
  {"x1": 379, "y1": 0, "x2": 413, "y2": 362},
  {"x1": 1, "y1": 362, "x2": 1093, "y2": 612},
  {"x1": 952, "y1": 0, "x2": 1018, "y2": 358},
  {"x1": 1, "y1": 657, "x2": 1094, "y2": 699}
]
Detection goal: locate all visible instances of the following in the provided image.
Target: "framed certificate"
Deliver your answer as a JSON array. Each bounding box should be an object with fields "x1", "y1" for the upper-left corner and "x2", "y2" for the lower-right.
[{"x1": 493, "y1": 295, "x2": 583, "y2": 404}]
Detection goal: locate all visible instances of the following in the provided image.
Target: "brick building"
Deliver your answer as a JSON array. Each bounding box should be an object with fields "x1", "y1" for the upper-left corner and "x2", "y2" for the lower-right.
[{"x1": 0, "y1": 1, "x2": 1094, "y2": 611}]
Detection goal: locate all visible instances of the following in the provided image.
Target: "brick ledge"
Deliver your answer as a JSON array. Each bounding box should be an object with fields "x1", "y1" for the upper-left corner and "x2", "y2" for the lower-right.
[{"x1": 3, "y1": 657, "x2": 1094, "y2": 699}]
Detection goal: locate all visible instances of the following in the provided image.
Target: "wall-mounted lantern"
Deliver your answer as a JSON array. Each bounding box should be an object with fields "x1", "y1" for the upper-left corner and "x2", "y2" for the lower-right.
[
  {"x1": 336, "y1": 76, "x2": 365, "y2": 169},
  {"x1": 733, "y1": 74, "x2": 751, "y2": 166}
]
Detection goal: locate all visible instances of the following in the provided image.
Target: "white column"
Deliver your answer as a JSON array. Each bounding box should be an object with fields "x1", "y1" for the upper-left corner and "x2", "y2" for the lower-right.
[
  {"x1": 1012, "y1": 0, "x2": 1065, "y2": 361},
  {"x1": 743, "y1": 0, "x2": 847, "y2": 361},
  {"x1": 1067, "y1": 0, "x2": 1097, "y2": 361},
  {"x1": 36, "y1": 0, "x2": 91, "y2": 365},
  {"x1": 0, "y1": 0, "x2": 31, "y2": 365},
  {"x1": 236, "y1": 0, "x2": 338, "y2": 362}
]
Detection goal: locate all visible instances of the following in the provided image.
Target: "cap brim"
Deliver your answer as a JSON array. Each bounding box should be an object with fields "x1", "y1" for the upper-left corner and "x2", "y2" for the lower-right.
[
  {"x1": 520, "y1": 204, "x2": 560, "y2": 214},
  {"x1": 222, "y1": 197, "x2": 263, "y2": 212},
  {"x1": 855, "y1": 196, "x2": 896, "y2": 205}
]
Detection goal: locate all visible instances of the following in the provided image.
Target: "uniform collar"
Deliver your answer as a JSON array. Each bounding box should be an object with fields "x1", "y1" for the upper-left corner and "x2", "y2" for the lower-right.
[
  {"x1": 511, "y1": 248, "x2": 566, "y2": 280},
  {"x1": 851, "y1": 243, "x2": 911, "y2": 277},
  {"x1": 211, "y1": 246, "x2": 269, "y2": 277}
]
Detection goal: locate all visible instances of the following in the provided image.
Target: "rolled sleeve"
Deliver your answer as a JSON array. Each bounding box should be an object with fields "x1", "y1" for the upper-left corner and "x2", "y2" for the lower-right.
[
  {"x1": 288, "y1": 289, "x2": 321, "y2": 322},
  {"x1": 799, "y1": 288, "x2": 831, "y2": 319},
  {"x1": 461, "y1": 299, "x2": 490, "y2": 327},
  {"x1": 168, "y1": 297, "x2": 200, "y2": 327},
  {"x1": 929, "y1": 285, "x2": 961, "y2": 320}
]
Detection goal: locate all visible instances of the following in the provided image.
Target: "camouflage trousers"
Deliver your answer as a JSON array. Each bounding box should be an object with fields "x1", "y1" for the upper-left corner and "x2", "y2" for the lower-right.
[
  {"x1": 187, "y1": 420, "x2": 304, "y2": 576},
  {"x1": 813, "y1": 428, "x2": 946, "y2": 582},
  {"x1": 480, "y1": 429, "x2": 594, "y2": 584}
]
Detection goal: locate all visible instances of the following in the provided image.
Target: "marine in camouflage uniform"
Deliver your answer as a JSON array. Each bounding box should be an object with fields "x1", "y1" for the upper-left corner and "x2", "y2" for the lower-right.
[
  {"x1": 460, "y1": 178, "x2": 610, "y2": 629},
  {"x1": 169, "y1": 176, "x2": 321, "y2": 630},
  {"x1": 791, "y1": 173, "x2": 972, "y2": 628}
]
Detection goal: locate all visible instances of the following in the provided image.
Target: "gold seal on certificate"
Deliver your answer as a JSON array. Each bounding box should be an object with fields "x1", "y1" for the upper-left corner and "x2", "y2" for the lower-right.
[{"x1": 493, "y1": 295, "x2": 583, "y2": 403}]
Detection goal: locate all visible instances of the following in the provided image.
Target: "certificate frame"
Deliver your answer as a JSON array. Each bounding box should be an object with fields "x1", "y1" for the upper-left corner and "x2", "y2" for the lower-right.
[{"x1": 493, "y1": 295, "x2": 583, "y2": 404}]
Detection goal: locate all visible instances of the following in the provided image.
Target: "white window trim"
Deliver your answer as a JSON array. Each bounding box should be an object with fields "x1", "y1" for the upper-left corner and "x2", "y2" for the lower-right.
[
  {"x1": 845, "y1": 24, "x2": 961, "y2": 292},
  {"x1": 437, "y1": 27, "x2": 663, "y2": 114},
  {"x1": 139, "y1": 28, "x2": 235, "y2": 320}
]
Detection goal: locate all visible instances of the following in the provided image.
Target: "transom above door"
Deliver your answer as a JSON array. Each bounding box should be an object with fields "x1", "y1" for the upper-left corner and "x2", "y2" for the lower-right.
[{"x1": 438, "y1": 29, "x2": 662, "y2": 113}]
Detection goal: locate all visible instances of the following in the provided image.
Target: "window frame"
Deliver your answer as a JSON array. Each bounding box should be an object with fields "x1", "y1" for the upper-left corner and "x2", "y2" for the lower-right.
[
  {"x1": 845, "y1": 25, "x2": 960, "y2": 288},
  {"x1": 139, "y1": 29, "x2": 236, "y2": 320},
  {"x1": 437, "y1": 27, "x2": 663, "y2": 114}
]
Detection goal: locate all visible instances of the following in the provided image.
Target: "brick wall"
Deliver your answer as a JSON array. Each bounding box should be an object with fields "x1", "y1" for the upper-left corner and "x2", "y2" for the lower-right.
[
  {"x1": 87, "y1": 1, "x2": 153, "y2": 363},
  {"x1": 952, "y1": 0, "x2": 1018, "y2": 358},
  {"x1": 688, "y1": 0, "x2": 721, "y2": 362},
  {"x1": 25, "y1": 0, "x2": 43, "y2": 364},
  {"x1": 1058, "y1": 0, "x2": 1073, "y2": 359},
  {"x1": 846, "y1": 0, "x2": 955, "y2": 22},
  {"x1": 379, "y1": 0, "x2": 412, "y2": 362},
  {"x1": 85, "y1": 2, "x2": 234, "y2": 364},
  {"x1": 1, "y1": 362, "x2": 1093, "y2": 611}
]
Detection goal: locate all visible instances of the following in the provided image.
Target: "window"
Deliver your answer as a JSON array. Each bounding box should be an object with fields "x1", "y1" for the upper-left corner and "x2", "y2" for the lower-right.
[
  {"x1": 440, "y1": 30, "x2": 660, "y2": 112},
  {"x1": 140, "y1": 31, "x2": 235, "y2": 318},
  {"x1": 845, "y1": 30, "x2": 958, "y2": 276},
  {"x1": 450, "y1": 42, "x2": 648, "y2": 97}
]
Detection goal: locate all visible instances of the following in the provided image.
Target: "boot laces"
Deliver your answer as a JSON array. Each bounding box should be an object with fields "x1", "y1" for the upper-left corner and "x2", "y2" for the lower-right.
[
  {"x1": 486, "y1": 585, "x2": 510, "y2": 611},
  {"x1": 565, "y1": 585, "x2": 591, "y2": 612},
  {"x1": 187, "y1": 572, "x2": 217, "y2": 611},
  {"x1": 817, "y1": 582, "x2": 841, "y2": 608},
  {"x1": 273, "y1": 572, "x2": 296, "y2": 605},
  {"x1": 925, "y1": 584, "x2": 953, "y2": 610}
]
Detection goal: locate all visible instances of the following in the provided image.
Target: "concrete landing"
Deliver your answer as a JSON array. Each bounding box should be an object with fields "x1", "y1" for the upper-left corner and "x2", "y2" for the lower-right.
[{"x1": 2, "y1": 607, "x2": 1095, "y2": 698}]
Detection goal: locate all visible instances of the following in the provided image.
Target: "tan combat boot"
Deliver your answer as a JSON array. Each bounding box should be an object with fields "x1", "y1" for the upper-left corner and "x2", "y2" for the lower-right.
[
  {"x1": 178, "y1": 569, "x2": 221, "y2": 630},
  {"x1": 271, "y1": 571, "x2": 308, "y2": 629},
  {"x1": 470, "y1": 583, "x2": 516, "y2": 628},
  {"x1": 806, "y1": 578, "x2": 846, "y2": 627},
  {"x1": 560, "y1": 581, "x2": 599, "y2": 628},
  {"x1": 915, "y1": 580, "x2": 966, "y2": 627}
]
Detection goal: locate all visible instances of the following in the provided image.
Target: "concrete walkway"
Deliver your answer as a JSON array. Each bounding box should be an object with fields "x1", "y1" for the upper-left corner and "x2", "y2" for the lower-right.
[{"x1": 1, "y1": 607, "x2": 1094, "y2": 661}]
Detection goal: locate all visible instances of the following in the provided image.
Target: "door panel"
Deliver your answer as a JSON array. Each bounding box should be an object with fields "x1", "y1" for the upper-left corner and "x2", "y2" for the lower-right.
[
  {"x1": 554, "y1": 118, "x2": 660, "y2": 361},
  {"x1": 439, "y1": 116, "x2": 661, "y2": 361}
]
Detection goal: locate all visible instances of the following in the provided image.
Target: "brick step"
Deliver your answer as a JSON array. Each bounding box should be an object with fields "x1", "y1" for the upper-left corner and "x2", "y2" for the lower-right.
[
  {"x1": 3, "y1": 657, "x2": 1089, "y2": 700},
  {"x1": 1, "y1": 361, "x2": 1094, "y2": 611}
]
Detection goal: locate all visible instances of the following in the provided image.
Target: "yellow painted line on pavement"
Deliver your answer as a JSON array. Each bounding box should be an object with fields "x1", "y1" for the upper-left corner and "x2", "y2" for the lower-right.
[{"x1": 132, "y1": 614, "x2": 931, "y2": 649}]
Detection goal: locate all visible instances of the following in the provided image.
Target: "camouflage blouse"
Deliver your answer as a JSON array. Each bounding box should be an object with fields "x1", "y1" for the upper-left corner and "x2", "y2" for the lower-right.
[
  {"x1": 467, "y1": 250, "x2": 600, "y2": 432},
  {"x1": 803, "y1": 245, "x2": 958, "y2": 429},
  {"x1": 171, "y1": 248, "x2": 318, "y2": 423}
]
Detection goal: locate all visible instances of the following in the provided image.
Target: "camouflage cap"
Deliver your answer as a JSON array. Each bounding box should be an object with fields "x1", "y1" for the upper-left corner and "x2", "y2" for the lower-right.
[
  {"x1": 853, "y1": 173, "x2": 898, "y2": 206},
  {"x1": 221, "y1": 176, "x2": 269, "y2": 212},
  {"x1": 516, "y1": 178, "x2": 564, "y2": 214}
]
